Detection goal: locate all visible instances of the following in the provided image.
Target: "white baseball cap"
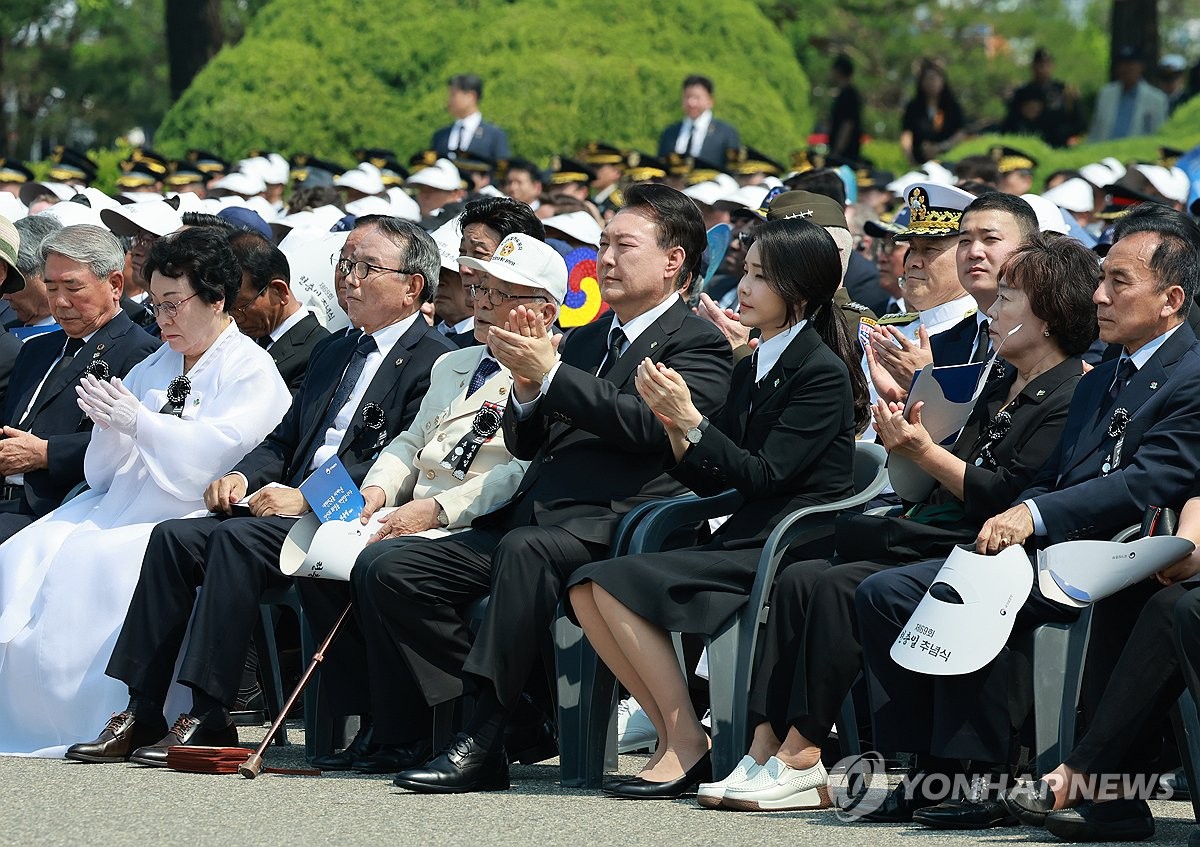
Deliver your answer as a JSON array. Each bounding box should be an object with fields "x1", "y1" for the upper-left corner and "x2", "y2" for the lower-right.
[
  {"x1": 18, "y1": 181, "x2": 76, "y2": 207},
  {"x1": 431, "y1": 214, "x2": 464, "y2": 272},
  {"x1": 682, "y1": 180, "x2": 728, "y2": 207},
  {"x1": 1134, "y1": 163, "x2": 1190, "y2": 205},
  {"x1": 891, "y1": 544, "x2": 1033, "y2": 676},
  {"x1": 407, "y1": 158, "x2": 464, "y2": 191},
  {"x1": 386, "y1": 186, "x2": 421, "y2": 221},
  {"x1": 335, "y1": 166, "x2": 384, "y2": 197},
  {"x1": 543, "y1": 210, "x2": 602, "y2": 248},
  {"x1": 38, "y1": 201, "x2": 104, "y2": 229},
  {"x1": 0, "y1": 193, "x2": 28, "y2": 222},
  {"x1": 1021, "y1": 193, "x2": 1071, "y2": 234},
  {"x1": 1042, "y1": 178, "x2": 1095, "y2": 214},
  {"x1": 210, "y1": 171, "x2": 266, "y2": 197},
  {"x1": 716, "y1": 184, "x2": 770, "y2": 212},
  {"x1": 99, "y1": 198, "x2": 184, "y2": 237},
  {"x1": 344, "y1": 195, "x2": 392, "y2": 217},
  {"x1": 458, "y1": 233, "x2": 568, "y2": 304}
]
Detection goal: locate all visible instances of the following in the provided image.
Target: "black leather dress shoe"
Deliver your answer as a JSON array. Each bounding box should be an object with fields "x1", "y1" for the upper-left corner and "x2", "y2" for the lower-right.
[
  {"x1": 311, "y1": 722, "x2": 375, "y2": 771},
  {"x1": 1003, "y1": 779, "x2": 1057, "y2": 826},
  {"x1": 913, "y1": 799, "x2": 1017, "y2": 829},
  {"x1": 603, "y1": 754, "x2": 712, "y2": 800},
  {"x1": 1044, "y1": 798, "x2": 1154, "y2": 843},
  {"x1": 352, "y1": 739, "x2": 432, "y2": 774},
  {"x1": 391, "y1": 732, "x2": 509, "y2": 794},
  {"x1": 129, "y1": 714, "x2": 238, "y2": 767},
  {"x1": 65, "y1": 711, "x2": 166, "y2": 764},
  {"x1": 860, "y1": 771, "x2": 944, "y2": 823}
]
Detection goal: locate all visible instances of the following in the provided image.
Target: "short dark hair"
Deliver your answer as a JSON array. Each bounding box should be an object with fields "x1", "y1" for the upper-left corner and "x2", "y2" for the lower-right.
[
  {"x1": 999, "y1": 232, "x2": 1099, "y2": 356},
  {"x1": 682, "y1": 74, "x2": 714, "y2": 95},
  {"x1": 785, "y1": 169, "x2": 846, "y2": 206},
  {"x1": 459, "y1": 196, "x2": 546, "y2": 241},
  {"x1": 181, "y1": 211, "x2": 236, "y2": 232},
  {"x1": 1112, "y1": 204, "x2": 1200, "y2": 307},
  {"x1": 754, "y1": 217, "x2": 870, "y2": 431},
  {"x1": 227, "y1": 230, "x2": 290, "y2": 289},
  {"x1": 448, "y1": 73, "x2": 484, "y2": 100},
  {"x1": 962, "y1": 192, "x2": 1039, "y2": 240},
  {"x1": 287, "y1": 185, "x2": 345, "y2": 215},
  {"x1": 832, "y1": 54, "x2": 854, "y2": 78},
  {"x1": 504, "y1": 159, "x2": 543, "y2": 186},
  {"x1": 621, "y1": 182, "x2": 707, "y2": 291},
  {"x1": 1043, "y1": 169, "x2": 1083, "y2": 191},
  {"x1": 143, "y1": 227, "x2": 243, "y2": 311},
  {"x1": 353, "y1": 215, "x2": 441, "y2": 304},
  {"x1": 954, "y1": 155, "x2": 999, "y2": 186}
]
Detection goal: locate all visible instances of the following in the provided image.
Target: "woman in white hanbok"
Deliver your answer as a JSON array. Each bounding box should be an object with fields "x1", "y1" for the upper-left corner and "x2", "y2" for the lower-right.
[{"x1": 0, "y1": 226, "x2": 290, "y2": 756}]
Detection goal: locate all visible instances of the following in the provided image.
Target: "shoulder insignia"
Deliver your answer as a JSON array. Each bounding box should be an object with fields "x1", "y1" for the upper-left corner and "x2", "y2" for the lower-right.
[
  {"x1": 878, "y1": 312, "x2": 920, "y2": 326},
  {"x1": 841, "y1": 300, "x2": 870, "y2": 313}
]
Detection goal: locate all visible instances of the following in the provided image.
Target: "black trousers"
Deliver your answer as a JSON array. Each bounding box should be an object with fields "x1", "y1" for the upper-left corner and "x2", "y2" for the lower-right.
[
  {"x1": 1066, "y1": 582, "x2": 1197, "y2": 775},
  {"x1": 106, "y1": 514, "x2": 356, "y2": 710},
  {"x1": 350, "y1": 525, "x2": 605, "y2": 740},
  {"x1": 748, "y1": 558, "x2": 895, "y2": 745},
  {"x1": 855, "y1": 556, "x2": 1076, "y2": 763}
]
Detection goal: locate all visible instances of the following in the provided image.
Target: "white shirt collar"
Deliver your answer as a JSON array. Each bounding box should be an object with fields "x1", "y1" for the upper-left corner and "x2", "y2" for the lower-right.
[
  {"x1": 366, "y1": 311, "x2": 421, "y2": 356},
  {"x1": 438, "y1": 315, "x2": 475, "y2": 336},
  {"x1": 1123, "y1": 322, "x2": 1183, "y2": 371},
  {"x1": 268, "y1": 307, "x2": 310, "y2": 345},
  {"x1": 609, "y1": 292, "x2": 679, "y2": 347},
  {"x1": 457, "y1": 111, "x2": 482, "y2": 137},
  {"x1": 30, "y1": 315, "x2": 57, "y2": 328},
  {"x1": 754, "y1": 320, "x2": 807, "y2": 383},
  {"x1": 918, "y1": 293, "x2": 977, "y2": 336}
]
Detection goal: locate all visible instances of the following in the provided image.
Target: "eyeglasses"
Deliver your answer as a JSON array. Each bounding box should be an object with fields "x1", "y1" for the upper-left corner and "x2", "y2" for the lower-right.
[
  {"x1": 147, "y1": 292, "x2": 199, "y2": 318},
  {"x1": 331, "y1": 257, "x2": 413, "y2": 280},
  {"x1": 466, "y1": 284, "x2": 547, "y2": 307},
  {"x1": 231, "y1": 283, "x2": 270, "y2": 319}
]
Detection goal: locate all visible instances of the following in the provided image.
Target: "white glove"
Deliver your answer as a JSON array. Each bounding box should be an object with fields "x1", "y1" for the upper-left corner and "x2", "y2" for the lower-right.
[{"x1": 75, "y1": 375, "x2": 141, "y2": 437}]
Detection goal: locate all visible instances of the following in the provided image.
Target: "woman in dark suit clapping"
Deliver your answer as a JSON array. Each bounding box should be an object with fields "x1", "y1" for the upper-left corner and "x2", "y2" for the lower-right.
[{"x1": 567, "y1": 217, "x2": 870, "y2": 800}]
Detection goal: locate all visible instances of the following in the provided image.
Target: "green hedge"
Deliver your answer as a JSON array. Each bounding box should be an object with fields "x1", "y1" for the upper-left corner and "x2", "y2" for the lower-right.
[{"x1": 155, "y1": 0, "x2": 812, "y2": 168}]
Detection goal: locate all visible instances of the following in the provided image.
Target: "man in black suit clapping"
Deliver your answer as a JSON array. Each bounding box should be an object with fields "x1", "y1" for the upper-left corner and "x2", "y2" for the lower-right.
[{"x1": 359, "y1": 184, "x2": 733, "y2": 794}]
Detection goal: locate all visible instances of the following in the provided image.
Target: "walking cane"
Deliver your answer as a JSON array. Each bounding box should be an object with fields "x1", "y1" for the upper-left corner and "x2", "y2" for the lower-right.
[{"x1": 238, "y1": 602, "x2": 353, "y2": 779}]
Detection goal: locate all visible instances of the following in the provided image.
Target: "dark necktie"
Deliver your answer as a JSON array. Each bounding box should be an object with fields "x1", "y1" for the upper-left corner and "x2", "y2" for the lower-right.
[
  {"x1": 466, "y1": 356, "x2": 500, "y2": 397},
  {"x1": 596, "y1": 327, "x2": 626, "y2": 378},
  {"x1": 1107, "y1": 357, "x2": 1136, "y2": 404},
  {"x1": 290, "y1": 333, "x2": 376, "y2": 484},
  {"x1": 257, "y1": 335, "x2": 273, "y2": 349},
  {"x1": 970, "y1": 319, "x2": 990, "y2": 363},
  {"x1": 18, "y1": 336, "x2": 85, "y2": 429}
]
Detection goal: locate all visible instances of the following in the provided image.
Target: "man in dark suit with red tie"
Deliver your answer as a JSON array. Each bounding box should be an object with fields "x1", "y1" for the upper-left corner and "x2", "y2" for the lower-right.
[
  {"x1": 0, "y1": 224, "x2": 158, "y2": 542},
  {"x1": 66, "y1": 216, "x2": 454, "y2": 765},
  {"x1": 358, "y1": 184, "x2": 734, "y2": 793}
]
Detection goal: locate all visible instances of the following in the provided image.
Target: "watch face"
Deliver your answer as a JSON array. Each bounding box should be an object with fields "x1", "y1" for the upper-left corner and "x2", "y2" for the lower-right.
[{"x1": 686, "y1": 428, "x2": 702, "y2": 444}]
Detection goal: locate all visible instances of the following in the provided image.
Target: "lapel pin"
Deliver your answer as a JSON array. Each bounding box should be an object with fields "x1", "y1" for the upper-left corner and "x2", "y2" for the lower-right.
[
  {"x1": 773, "y1": 378, "x2": 781, "y2": 388},
  {"x1": 193, "y1": 397, "x2": 200, "y2": 406},
  {"x1": 1036, "y1": 390, "x2": 1046, "y2": 397},
  {"x1": 498, "y1": 386, "x2": 507, "y2": 396},
  {"x1": 1150, "y1": 381, "x2": 1158, "y2": 389},
  {"x1": 95, "y1": 343, "x2": 105, "y2": 352},
  {"x1": 459, "y1": 380, "x2": 466, "y2": 389},
  {"x1": 395, "y1": 357, "x2": 404, "y2": 366},
  {"x1": 649, "y1": 341, "x2": 658, "y2": 350}
]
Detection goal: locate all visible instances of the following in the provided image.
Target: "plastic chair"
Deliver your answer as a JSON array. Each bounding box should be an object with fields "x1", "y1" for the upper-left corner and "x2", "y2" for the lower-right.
[
  {"x1": 557, "y1": 441, "x2": 890, "y2": 786},
  {"x1": 253, "y1": 584, "x2": 317, "y2": 751},
  {"x1": 1170, "y1": 691, "x2": 1200, "y2": 822}
]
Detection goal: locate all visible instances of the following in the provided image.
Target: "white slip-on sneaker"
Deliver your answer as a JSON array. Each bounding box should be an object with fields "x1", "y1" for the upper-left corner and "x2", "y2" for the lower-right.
[
  {"x1": 722, "y1": 756, "x2": 832, "y2": 812},
  {"x1": 697, "y1": 755, "x2": 763, "y2": 809},
  {"x1": 616, "y1": 698, "x2": 658, "y2": 754}
]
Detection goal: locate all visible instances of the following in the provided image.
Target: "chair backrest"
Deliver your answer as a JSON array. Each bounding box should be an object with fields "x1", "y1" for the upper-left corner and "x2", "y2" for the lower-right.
[{"x1": 852, "y1": 441, "x2": 889, "y2": 498}]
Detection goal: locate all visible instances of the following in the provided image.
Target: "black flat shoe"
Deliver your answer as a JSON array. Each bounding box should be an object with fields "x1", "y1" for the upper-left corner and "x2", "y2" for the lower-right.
[
  {"x1": 603, "y1": 753, "x2": 712, "y2": 800},
  {"x1": 391, "y1": 732, "x2": 509, "y2": 794},
  {"x1": 913, "y1": 799, "x2": 1017, "y2": 829},
  {"x1": 860, "y1": 771, "x2": 943, "y2": 823},
  {"x1": 1044, "y1": 798, "x2": 1154, "y2": 843},
  {"x1": 311, "y1": 720, "x2": 375, "y2": 771},
  {"x1": 353, "y1": 739, "x2": 432, "y2": 774},
  {"x1": 1003, "y1": 778, "x2": 1057, "y2": 826}
]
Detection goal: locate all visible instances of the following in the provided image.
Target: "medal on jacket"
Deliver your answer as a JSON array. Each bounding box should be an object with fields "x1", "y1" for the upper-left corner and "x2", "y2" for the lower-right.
[
  {"x1": 361, "y1": 402, "x2": 388, "y2": 449},
  {"x1": 1102, "y1": 407, "x2": 1130, "y2": 475},
  {"x1": 972, "y1": 406, "x2": 1015, "y2": 469},
  {"x1": 159, "y1": 375, "x2": 191, "y2": 417},
  {"x1": 85, "y1": 360, "x2": 110, "y2": 381},
  {"x1": 440, "y1": 401, "x2": 503, "y2": 480}
]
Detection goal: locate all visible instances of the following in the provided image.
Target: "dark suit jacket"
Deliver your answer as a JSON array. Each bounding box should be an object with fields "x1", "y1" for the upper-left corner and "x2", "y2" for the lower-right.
[
  {"x1": 488, "y1": 298, "x2": 733, "y2": 547},
  {"x1": 120, "y1": 296, "x2": 161, "y2": 338},
  {"x1": 1020, "y1": 323, "x2": 1200, "y2": 543},
  {"x1": 233, "y1": 318, "x2": 454, "y2": 490},
  {"x1": 1, "y1": 313, "x2": 159, "y2": 515},
  {"x1": 656, "y1": 117, "x2": 741, "y2": 163},
  {"x1": 446, "y1": 329, "x2": 482, "y2": 349},
  {"x1": 431, "y1": 119, "x2": 511, "y2": 162},
  {"x1": 671, "y1": 323, "x2": 856, "y2": 550},
  {"x1": 267, "y1": 312, "x2": 329, "y2": 393},
  {"x1": 929, "y1": 313, "x2": 982, "y2": 367},
  {"x1": 0, "y1": 331, "x2": 21, "y2": 410}
]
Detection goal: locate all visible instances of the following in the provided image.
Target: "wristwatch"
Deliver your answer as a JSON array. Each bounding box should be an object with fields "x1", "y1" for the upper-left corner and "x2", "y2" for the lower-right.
[{"x1": 685, "y1": 417, "x2": 709, "y2": 446}]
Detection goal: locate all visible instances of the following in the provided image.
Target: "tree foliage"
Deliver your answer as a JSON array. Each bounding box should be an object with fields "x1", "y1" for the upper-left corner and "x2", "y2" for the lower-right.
[{"x1": 156, "y1": 0, "x2": 812, "y2": 165}]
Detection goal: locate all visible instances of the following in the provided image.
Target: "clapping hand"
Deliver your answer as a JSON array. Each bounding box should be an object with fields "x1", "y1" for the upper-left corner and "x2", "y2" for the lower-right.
[
  {"x1": 872, "y1": 399, "x2": 933, "y2": 458},
  {"x1": 635, "y1": 358, "x2": 702, "y2": 432},
  {"x1": 76, "y1": 375, "x2": 140, "y2": 437},
  {"x1": 694, "y1": 292, "x2": 754, "y2": 351},
  {"x1": 869, "y1": 324, "x2": 932, "y2": 391},
  {"x1": 487, "y1": 305, "x2": 560, "y2": 402}
]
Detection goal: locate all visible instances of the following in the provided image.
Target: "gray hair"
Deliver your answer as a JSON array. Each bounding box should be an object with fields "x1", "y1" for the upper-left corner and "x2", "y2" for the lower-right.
[
  {"x1": 355, "y1": 215, "x2": 442, "y2": 304},
  {"x1": 14, "y1": 215, "x2": 63, "y2": 279},
  {"x1": 39, "y1": 224, "x2": 125, "y2": 280}
]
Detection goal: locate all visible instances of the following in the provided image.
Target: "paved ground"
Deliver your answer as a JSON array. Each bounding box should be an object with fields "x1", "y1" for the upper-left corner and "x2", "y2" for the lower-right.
[{"x1": 1, "y1": 725, "x2": 1195, "y2": 847}]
